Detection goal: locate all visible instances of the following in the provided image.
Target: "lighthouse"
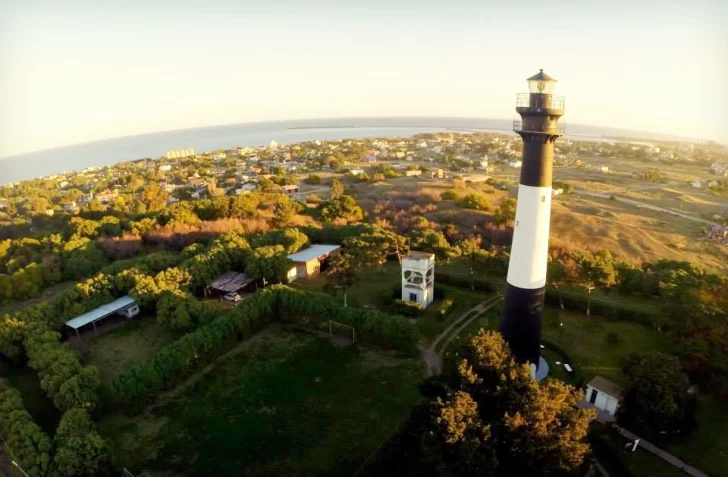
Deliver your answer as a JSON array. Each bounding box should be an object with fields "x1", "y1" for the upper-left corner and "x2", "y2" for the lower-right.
[{"x1": 500, "y1": 70, "x2": 565, "y2": 370}]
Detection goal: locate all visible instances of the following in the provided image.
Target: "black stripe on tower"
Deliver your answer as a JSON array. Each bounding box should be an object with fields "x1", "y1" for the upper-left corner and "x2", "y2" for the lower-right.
[
  {"x1": 519, "y1": 136, "x2": 553, "y2": 187},
  {"x1": 500, "y1": 283, "x2": 544, "y2": 366}
]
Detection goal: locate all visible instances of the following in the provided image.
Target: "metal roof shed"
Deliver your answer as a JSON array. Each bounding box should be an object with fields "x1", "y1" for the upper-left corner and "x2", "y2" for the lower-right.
[
  {"x1": 210, "y1": 271, "x2": 255, "y2": 293},
  {"x1": 287, "y1": 244, "x2": 341, "y2": 263},
  {"x1": 65, "y1": 295, "x2": 138, "y2": 339}
]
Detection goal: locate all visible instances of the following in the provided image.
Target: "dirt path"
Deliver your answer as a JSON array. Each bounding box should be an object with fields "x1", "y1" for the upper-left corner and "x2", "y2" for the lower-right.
[{"x1": 422, "y1": 295, "x2": 502, "y2": 375}]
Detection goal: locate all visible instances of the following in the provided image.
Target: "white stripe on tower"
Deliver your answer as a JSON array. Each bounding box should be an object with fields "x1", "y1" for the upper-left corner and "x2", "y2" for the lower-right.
[{"x1": 506, "y1": 184, "x2": 552, "y2": 289}]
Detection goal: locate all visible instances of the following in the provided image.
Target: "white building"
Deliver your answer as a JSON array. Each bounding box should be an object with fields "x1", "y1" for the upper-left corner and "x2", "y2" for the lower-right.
[
  {"x1": 508, "y1": 160, "x2": 523, "y2": 168},
  {"x1": 269, "y1": 140, "x2": 279, "y2": 149},
  {"x1": 166, "y1": 148, "x2": 195, "y2": 159},
  {"x1": 401, "y1": 251, "x2": 435, "y2": 309},
  {"x1": 585, "y1": 376, "x2": 623, "y2": 416},
  {"x1": 692, "y1": 180, "x2": 703, "y2": 189},
  {"x1": 349, "y1": 169, "x2": 365, "y2": 176}
]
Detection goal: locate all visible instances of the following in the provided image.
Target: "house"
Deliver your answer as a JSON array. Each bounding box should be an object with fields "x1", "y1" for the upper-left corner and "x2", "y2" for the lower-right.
[
  {"x1": 600, "y1": 166, "x2": 610, "y2": 173},
  {"x1": 691, "y1": 180, "x2": 703, "y2": 189},
  {"x1": 78, "y1": 193, "x2": 94, "y2": 204},
  {"x1": 349, "y1": 169, "x2": 365, "y2": 176},
  {"x1": 552, "y1": 188, "x2": 564, "y2": 196},
  {"x1": 508, "y1": 160, "x2": 523, "y2": 168},
  {"x1": 395, "y1": 151, "x2": 406, "y2": 159},
  {"x1": 286, "y1": 244, "x2": 341, "y2": 280},
  {"x1": 282, "y1": 184, "x2": 299, "y2": 196},
  {"x1": 430, "y1": 169, "x2": 445, "y2": 179},
  {"x1": 405, "y1": 169, "x2": 422, "y2": 177},
  {"x1": 363, "y1": 155, "x2": 377, "y2": 163},
  {"x1": 159, "y1": 164, "x2": 172, "y2": 173},
  {"x1": 44, "y1": 208, "x2": 55, "y2": 216},
  {"x1": 585, "y1": 376, "x2": 623, "y2": 417},
  {"x1": 239, "y1": 182, "x2": 258, "y2": 193},
  {"x1": 96, "y1": 189, "x2": 118, "y2": 203},
  {"x1": 63, "y1": 201, "x2": 78, "y2": 213}
]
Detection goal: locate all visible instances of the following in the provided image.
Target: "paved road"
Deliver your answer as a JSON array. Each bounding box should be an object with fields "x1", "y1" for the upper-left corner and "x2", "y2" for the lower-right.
[{"x1": 578, "y1": 400, "x2": 709, "y2": 477}]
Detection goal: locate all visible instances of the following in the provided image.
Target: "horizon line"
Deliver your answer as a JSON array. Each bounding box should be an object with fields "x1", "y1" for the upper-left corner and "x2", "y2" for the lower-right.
[{"x1": 1, "y1": 115, "x2": 723, "y2": 160}]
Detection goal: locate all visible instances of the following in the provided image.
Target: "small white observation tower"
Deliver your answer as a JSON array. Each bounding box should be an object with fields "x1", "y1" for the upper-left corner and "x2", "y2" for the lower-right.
[{"x1": 401, "y1": 251, "x2": 435, "y2": 309}]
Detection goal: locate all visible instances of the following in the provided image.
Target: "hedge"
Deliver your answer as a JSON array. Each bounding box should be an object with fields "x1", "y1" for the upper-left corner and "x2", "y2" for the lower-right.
[
  {"x1": 111, "y1": 286, "x2": 419, "y2": 408},
  {"x1": 544, "y1": 288, "x2": 657, "y2": 326},
  {"x1": 437, "y1": 272, "x2": 496, "y2": 293}
]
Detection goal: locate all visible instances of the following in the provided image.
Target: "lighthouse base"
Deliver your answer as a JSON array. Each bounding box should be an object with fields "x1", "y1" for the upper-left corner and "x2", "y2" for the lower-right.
[{"x1": 530, "y1": 357, "x2": 550, "y2": 382}]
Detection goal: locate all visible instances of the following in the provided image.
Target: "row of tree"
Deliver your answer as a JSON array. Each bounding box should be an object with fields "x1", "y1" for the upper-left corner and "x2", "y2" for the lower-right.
[{"x1": 0, "y1": 384, "x2": 108, "y2": 476}]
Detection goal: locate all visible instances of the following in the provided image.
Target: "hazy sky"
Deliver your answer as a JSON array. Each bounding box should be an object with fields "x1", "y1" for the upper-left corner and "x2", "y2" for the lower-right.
[{"x1": 1, "y1": 0, "x2": 726, "y2": 157}]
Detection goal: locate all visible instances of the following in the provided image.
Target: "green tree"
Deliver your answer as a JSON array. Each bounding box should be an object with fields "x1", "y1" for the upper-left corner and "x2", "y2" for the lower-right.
[
  {"x1": 384, "y1": 330, "x2": 595, "y2": 477},
  {"x1": 619, "y1": 352, "x2": 693, "y2": 437},
  {"x1": 330, "y1": 178, "x2": 345, "y2": 198},
  {"x1": 53, "y1": 408, "x2": 109, "y2": 476},
  {"x1": 318, "y1": 195, "x2": 364, "y2": 223},
  {"x1": 325, "y1": 253, "x2": 359, "y2": 307},
  {"x1": 494, "y1": 197, "x2": 517, "y2": 225},
  {"x1": 457, "y1": 193, "x2": 489, "y2": 211}
]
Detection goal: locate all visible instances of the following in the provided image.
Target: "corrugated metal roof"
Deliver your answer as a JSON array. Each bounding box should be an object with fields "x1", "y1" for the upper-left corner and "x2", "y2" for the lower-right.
[
  {"x1": 65, "y1": 296, "x2": 136, "y2": 330},
  {"x1": 287, "y1": 244, "x2": 340, "y2": 263},
  {"x1": 210, "y1": 271, "x2": 254, "y2": 293}
]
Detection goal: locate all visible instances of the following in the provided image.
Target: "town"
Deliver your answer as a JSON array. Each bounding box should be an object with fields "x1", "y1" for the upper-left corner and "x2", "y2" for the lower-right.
[{"x1": 0, "y1": 130, "x2": 727, "y2": 477}]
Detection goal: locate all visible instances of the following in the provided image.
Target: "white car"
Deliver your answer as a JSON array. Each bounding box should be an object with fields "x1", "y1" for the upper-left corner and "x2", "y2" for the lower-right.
[{"x1": 222, "y1": 292, "x2": 242, "y2": 303}]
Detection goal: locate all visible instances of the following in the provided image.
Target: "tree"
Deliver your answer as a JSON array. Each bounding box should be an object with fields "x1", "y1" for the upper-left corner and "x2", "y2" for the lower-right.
[
  {"x1": 137, "y1": 182, "x2": 169, "y2": 213},
  {"x1": 330, "y1": 178, "x2": 345, "y2": 198},
  {"x1": 305, "y1": 174, "x2": 322, "y2": 185},
  {"x1": 457, "y1": 193, "x2": 490, "y2": 211},
  {"x1": 318, "y1": 195, "x2": 364, "y2": 224},
  {"x1": 273, "y1": 197, "x2": 299, "y2": 227},
  {"x1": 409, "y1": 229, "x2": 451, "y2": 261},
  {"x1": 572, "y1": 250, "x2": 617, "y2": 316},
  {"x1": 245, "y1": 246, "x2": 292, "y2": 285},
  {"x1": 380, "y1": 330, "x2": 594, "y2": 477},
  {"x1": 53, "y1": 408, "x2": 109, "y2": 476},
  {"x1": 325, "y1": 253, "x2": 359, "y2": 307},
  {"x1": 458, "y1": 237, "x2": 488, "y2": 291},
  {"x1": 619, "y1": 352, "x2": 694, "y2": 437},
  {"x1": 494, "y1": 197, "x2": 517, "y2": 225}
]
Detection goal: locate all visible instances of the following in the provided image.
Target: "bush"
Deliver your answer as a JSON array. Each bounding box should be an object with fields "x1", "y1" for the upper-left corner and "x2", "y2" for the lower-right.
[
  {"x1": 305, "y1": 174, "x2": 322, "y2": 185},
  {"x1": 543, "y1": 288, "x2": 657, "y2": 326},
  {"x1": 457, "y1": 193, "x2": 490, "y2": 211},
  {"x1": 437, "y1": 297, "x2": 455, "y2": 320},
  {"x1": 390, "y1": 299, "x2": 424, "y2": 318},
  {"x1": 440, "y1": 190, "x2": 459, "y2": 200}
]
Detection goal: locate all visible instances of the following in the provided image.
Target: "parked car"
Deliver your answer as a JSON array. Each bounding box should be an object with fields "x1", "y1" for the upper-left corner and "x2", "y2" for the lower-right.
[{"x1": 222, "y1": 292, "x2": 242, "y2": 303}]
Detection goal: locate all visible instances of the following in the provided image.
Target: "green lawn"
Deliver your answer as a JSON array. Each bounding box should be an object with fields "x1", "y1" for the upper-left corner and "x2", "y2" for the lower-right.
[
  {"x1": 99, "y1": 326, "x2": 424, "y2": 476},
  {"x1": 540, "y1": 307, "x2": 675, "y2": 386},
  {"x1": 666, "y1": 395, "x2": 728, "y2": 477},
  {"x1": 292, "y1": 261, "x2": 489, "y2": 345},
  {"x1": 84, "y1": 317, "x2": 181, "y2": 387},
  {"x1": 621, "y1": 448, "x2": 686, "y2": 477}
]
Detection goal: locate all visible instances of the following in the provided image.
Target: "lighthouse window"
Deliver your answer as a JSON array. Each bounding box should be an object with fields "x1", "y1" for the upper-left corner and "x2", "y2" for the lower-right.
[{"x1": 540, "y1": 195, "x2": 546, "y2": 202}]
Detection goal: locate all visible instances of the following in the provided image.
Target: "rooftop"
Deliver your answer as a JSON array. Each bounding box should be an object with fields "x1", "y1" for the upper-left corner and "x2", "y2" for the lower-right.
[
  {"x1": 587, "y1": 376, "x2": 624, "y2": 398},
  {"x1": 210, "y1": 271, "x2": 255, "y2": 293},
  {"x1": 405, "y1": 251, "x2": 435, "y2": 261},
  {"x1": 65, "y1": 295, "x2": 136, "y2": 330},
  {"x1": 287, "y1": 244, "x2": 340, "y2": 263}
]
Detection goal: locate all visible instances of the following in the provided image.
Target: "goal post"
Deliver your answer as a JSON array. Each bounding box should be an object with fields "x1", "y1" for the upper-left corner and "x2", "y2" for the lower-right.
[{"x1": 328, "y1": 320, "x2": 356, "y2": 344}]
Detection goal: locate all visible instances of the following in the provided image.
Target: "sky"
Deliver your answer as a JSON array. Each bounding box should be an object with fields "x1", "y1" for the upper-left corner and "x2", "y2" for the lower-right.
[{"x1": 0, "y1": 0, "x2": 726, "y2": 157}]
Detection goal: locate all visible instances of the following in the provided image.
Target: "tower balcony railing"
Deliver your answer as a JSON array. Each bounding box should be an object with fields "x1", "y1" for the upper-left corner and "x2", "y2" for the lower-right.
[
  {"x1": 513, "y1": 120, "x2": 566, "y2": 135},
  {"x1": 516, "y1": 93, "x2": 565, "y2": 111}
]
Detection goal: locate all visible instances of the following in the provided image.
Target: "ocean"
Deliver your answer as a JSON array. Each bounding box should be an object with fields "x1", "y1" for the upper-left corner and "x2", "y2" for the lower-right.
[{"x1": 0, "y1": 117, "x2": 686, "y2": 184}]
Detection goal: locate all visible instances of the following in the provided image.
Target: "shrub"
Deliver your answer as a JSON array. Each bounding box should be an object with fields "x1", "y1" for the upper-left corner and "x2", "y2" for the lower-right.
[
  {"x1": 437, "y1": 297, "x2": 455, "y2": 320},
  {"x1": 440, "y1": 190, "x2": 458, "y2": 200},
  {"x1": 390, "y1": 299, "x2": 424, "y2": 318},
  {"x1": 437, "y1": 272, "x2": 495, "y2": 293},
  {"x1": 457, "y1": 193, "x2": 490, "y2": 211}
]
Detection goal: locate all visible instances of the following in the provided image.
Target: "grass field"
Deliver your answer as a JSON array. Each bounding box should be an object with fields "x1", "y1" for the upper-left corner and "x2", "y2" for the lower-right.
[
  {"x1": 540, "y1": 307, "x2": 675, "y2": 385},
  {"x1": 84, "y1": 317, "x2": 181, "y2": 387},
  {"x1": 98, "y1": 326, "x2": 424, "y2": 476}
]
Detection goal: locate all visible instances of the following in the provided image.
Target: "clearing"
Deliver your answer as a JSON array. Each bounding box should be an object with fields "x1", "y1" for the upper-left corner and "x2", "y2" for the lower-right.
[{"x1": 98, "y1": 325, "x2": 424, "y2": 476}]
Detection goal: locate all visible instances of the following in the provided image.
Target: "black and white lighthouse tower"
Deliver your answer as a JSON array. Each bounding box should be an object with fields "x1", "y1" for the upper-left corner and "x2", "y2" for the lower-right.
[{"x1": 500, "y1": 70, "x2": 564, "y2": 371}]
